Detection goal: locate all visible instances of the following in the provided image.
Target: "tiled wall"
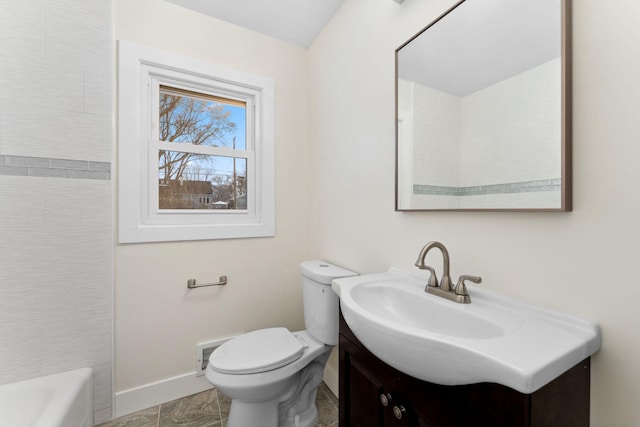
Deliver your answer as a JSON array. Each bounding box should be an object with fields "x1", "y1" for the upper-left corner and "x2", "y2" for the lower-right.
[
  {"x1": 0, "y1": 155, "x2": 111, "y2": 180},
  {"x1": 414, "y1": 179, "x2": 561, "y2": 196},
  {"x1": 0, "y1": 0, "x2": 113, "y2": 424},
  {"x1": 459, "y1": 59, "x2": 561, "y2": 187},
  {"x1": 405, "y1": 59, "x2": 561, "y2": 190}
]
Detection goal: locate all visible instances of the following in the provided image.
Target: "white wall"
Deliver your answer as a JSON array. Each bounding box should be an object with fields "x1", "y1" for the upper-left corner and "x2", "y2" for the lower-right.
[
  {"x1": 309, "y1": 0, "x2": 640, "y2": 425},
  {"x1": 0, "y1": 0, "x2": 113, "y2": 423},
  {"x1": 460, "y1": 58, "x2": 561, "y2": 186},
  {"x1": 113, "y1": 0, "x2": 313, "y2": 413},
  {"x1": 410, "y1": 82, "x2": 461, "y2": 188}
]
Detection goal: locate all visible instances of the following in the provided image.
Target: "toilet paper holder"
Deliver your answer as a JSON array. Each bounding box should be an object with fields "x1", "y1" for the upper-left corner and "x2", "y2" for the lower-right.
[{"x1": 187, "y1": 276, "x2": 228, "y2": 288}]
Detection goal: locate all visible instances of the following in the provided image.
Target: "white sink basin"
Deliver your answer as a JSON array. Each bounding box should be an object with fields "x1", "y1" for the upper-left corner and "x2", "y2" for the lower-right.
[{"x1": 332, "y1": 269, "x2": 601, "y2": 394}]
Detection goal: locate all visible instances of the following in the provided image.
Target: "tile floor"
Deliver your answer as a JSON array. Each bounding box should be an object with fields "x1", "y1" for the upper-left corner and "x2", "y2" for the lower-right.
[{"x1": 97, "y1": 383, "x2": 339, "y2": 427}]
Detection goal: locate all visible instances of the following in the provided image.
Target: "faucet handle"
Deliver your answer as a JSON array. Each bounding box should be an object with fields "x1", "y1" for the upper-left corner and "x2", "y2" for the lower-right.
[
  {"x1": 455, "y1": 275, "x2": 482, "y2": 296},
  {"x1": 417, "y1": 264, "x2": 439, "y2": 289}
]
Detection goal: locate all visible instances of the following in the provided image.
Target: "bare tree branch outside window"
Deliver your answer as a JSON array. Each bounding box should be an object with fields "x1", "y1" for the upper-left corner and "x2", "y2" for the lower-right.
[{"x1": 157, "y1": 88, "x2": 247, "y2": 209}]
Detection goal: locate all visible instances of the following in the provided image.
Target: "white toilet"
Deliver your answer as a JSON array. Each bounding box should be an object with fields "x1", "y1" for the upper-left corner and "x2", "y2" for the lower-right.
[{"x1": 205, "y1": 260, "x2": 357, "y2": 427}]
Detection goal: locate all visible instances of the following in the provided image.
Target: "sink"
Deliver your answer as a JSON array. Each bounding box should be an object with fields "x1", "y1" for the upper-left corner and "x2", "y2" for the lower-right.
[
  {"x1": 332, "y1": 268, "x2": 601, "y2": 394},
  {"x1": 350, "y1": 280, "x2": 505, "y2": 339}
]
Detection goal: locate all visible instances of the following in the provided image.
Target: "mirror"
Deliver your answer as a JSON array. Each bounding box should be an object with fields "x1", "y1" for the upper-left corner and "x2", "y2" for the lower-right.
[{"x1": 396, "y1": 0, "x2": 571, "y2": 211}]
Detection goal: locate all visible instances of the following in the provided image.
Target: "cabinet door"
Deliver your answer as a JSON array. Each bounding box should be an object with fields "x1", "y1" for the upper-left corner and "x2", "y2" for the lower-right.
[
  {"x1": 339, "y1": 334, "x2": 396, "y2": 427},
  {"x1": 399, "y1": 375, "x2": 529, "y2": 427},
  {"x1": 397, "y1": 376, "x2": 452, "y2": 427}
]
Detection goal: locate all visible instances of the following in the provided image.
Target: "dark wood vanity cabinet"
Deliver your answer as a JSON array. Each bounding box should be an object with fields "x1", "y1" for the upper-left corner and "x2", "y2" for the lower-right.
[{"x1": 339, "y1": 312, "x2": 591, "y2": 427}]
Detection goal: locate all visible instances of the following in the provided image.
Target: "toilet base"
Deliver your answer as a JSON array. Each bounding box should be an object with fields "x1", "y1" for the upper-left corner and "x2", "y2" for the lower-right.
[
  {"x1": 224, "y1": 351, "x2": 331, "y2": 427},
  {"x1": 226, "y1": 399, "x2": 280, "y2": 427},
  {"x1": 278, "y1": 352, "x2": 328, "y2": 427}
]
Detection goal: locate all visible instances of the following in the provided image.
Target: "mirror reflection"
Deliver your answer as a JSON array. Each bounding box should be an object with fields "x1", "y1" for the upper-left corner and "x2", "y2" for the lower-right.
[{"x1": 396, "y1": 0, "x2": 571, "y2": 211}]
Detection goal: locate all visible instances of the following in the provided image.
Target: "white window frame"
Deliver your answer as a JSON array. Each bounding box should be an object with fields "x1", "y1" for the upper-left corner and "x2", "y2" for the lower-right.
[{"x1": 118, "y1": 41, "x2": 275, "y2": 243}]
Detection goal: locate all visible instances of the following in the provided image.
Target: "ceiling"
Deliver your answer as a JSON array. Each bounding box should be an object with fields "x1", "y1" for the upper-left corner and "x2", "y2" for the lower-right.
[{"x1": 164, "y1": 0, "x2": 345, "y2": 48}]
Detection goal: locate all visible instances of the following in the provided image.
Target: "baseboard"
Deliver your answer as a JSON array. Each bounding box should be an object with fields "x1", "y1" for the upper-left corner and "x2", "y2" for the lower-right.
[
  {"x1": 323, "y1": 362, "x2": 339, "y2": 397},
  {"x1": 114, "y1": 372, "x2": 213, "y2": 418},
  {"x1": 116, "y1": 363, "x2": 338, "y2": 419}
]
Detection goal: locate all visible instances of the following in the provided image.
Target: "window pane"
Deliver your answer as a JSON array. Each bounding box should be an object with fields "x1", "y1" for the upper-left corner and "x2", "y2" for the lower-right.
[
  {"x1": 158, "y1": 150, "x2": 247, "y2": 210},
  {"x1": 159, "y1": 86, "x2": 246, "y2": 150}
]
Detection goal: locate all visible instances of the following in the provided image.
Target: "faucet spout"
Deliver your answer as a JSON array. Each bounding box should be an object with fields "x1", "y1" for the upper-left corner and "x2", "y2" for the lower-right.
[{"x1": 415, "y1": 241, "x2": 453, "y2": 292}]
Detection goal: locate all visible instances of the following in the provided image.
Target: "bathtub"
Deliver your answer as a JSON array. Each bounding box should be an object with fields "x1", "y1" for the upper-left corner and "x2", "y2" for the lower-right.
[{"x1": 0, "y1": 368, "x2": 93, "y2": 427}]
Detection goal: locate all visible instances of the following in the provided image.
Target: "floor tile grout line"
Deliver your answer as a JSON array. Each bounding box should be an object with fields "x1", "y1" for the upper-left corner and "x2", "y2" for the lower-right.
[
  {"x1": 320, "y1": 384, "x2": 338, "y2": 411},
  {"x1": 320, "y1": 387, "x2": 331, "y2": 408},
  {"x1": 215, "y1": 389, "x2": 223, "y2": 427}
]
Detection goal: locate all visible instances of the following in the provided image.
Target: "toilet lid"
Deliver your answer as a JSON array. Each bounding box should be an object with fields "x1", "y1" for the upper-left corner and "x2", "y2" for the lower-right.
[{"x1": 210, "y1": 327, "x2": 305, "y2": 375}]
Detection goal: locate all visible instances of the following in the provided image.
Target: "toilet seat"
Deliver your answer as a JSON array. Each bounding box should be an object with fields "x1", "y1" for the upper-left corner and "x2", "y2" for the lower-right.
[{"x1": 210, "y1": 327, "x2": 305, "y2": 375}]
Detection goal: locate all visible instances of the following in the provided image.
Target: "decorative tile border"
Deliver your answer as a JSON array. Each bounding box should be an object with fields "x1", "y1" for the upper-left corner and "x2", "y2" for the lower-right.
[
  {"x1": 414, "y1": 179, "x2": 561, "y2": 196},
  {"x1": 0, "y1": 155, "x2": 111, "y2": 180}
]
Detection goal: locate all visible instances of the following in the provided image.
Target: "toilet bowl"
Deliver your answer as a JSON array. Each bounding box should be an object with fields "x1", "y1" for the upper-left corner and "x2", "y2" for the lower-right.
[{"x1": 205, "y1": 261, "x2": 357, "y2": 427}]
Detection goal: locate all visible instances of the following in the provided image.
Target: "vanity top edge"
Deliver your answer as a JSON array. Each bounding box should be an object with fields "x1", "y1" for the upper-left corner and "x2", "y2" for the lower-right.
[
  {"x1": 334, "y1": 268, "x2": 602, "y2": 332},
  {"x1": 335, "y1": 268, "x2": 601, "y2": 393}
]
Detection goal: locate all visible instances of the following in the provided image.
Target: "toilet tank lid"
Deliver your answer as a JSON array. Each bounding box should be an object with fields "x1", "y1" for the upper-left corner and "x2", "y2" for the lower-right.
[{"x1": 299, "y1": 260, "x2": 358, "y2": 285}]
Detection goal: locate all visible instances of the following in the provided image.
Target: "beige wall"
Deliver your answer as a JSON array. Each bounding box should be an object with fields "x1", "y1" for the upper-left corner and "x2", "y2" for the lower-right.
[
  {"x1": 309, "y1": 0, "x2": 640, "y2": 425},
  {"x1": 114, "y1": 0, "x2": 311, "y2": 391},
  {"x1": 114, "y1": 0, "x2": 640, "y2": 424}
]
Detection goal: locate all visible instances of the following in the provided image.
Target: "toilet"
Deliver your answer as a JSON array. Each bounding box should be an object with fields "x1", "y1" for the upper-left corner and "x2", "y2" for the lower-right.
[{"x1": 205, "y1": 260, "x2": 357, "y2": 427}]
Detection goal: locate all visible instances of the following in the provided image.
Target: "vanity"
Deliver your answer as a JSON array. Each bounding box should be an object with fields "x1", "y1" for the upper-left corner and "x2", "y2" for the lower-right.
[
  {"x1": 333, "y1": 265, "x2": 601, "y2": 427},
  {"x1": 339, "y1": 312, "x2": 590, "y2": 426}
]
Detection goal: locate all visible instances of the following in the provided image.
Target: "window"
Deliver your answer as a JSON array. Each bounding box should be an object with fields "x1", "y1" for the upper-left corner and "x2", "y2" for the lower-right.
[
  {"x1": 156, "y1": 86, "x2": 248, "y2": 211},
  {"x1": 118, "y1": 41, "x2": 274, "y2": 242}
]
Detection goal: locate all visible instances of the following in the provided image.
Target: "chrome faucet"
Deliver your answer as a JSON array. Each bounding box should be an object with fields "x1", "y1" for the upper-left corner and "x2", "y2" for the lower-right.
[{"x1": 415, "y1": 241, "x2": 481, "y2": 304}]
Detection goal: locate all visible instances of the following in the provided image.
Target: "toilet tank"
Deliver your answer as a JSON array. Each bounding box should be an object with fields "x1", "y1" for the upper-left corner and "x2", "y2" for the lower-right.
[{"x1": 300, "y1": 260, "x2": 358, "y2": 346}]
